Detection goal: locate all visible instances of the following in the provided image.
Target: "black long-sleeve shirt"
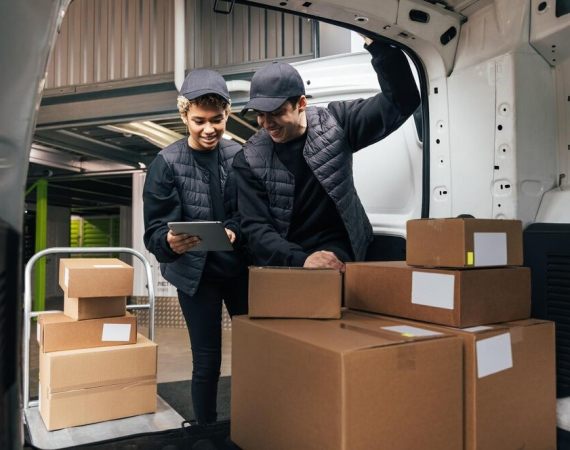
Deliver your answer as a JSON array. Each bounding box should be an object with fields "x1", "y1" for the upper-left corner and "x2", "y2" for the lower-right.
[{"x1": 232, "y1": 41, "x2": 421, "y2": 267}]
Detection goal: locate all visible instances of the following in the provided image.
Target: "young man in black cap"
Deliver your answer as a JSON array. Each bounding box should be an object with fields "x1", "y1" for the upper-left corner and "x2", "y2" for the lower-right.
[
  {"x1": 232, "y1": 37, "x2": 421, "y2": 271},
  {"x1": 143, "y1": 69, "x2": 248, "y2": 424}
]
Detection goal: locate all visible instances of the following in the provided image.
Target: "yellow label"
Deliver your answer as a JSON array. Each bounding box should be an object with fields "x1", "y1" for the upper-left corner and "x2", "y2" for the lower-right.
[
  {"x1": 467, "y1": 252, "x2": 474, "y2": 265},
  {"x1": 402, "y1": 333, "x2": 414, "y2": 337}
]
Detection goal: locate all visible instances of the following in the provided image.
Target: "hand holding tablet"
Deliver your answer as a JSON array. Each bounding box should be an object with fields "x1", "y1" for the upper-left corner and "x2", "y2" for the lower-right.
[{"x1": 167, "y1": 221, "x2": 234, "y2": 252}]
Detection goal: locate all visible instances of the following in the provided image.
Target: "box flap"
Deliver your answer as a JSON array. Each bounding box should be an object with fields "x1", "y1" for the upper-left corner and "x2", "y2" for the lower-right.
[
  {"x1": 39, "y1": 311, "x2": 133, "y2": 325},
  {"x1": 249, "y1": 266, "x2": 341, "y2": 273},
  {"x1": 502, "y1": 318, "x2": 552, "y2": 327},
  {"x1": 60, "y1": 258, "x2": 131, "y2": 269},
  {"x1": 239, "y1": 311, "x2": 454, "y2": 354}
]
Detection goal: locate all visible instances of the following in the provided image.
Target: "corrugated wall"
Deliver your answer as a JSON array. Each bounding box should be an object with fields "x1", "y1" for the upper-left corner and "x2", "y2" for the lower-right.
[{"x1": 45, "y1": 0, "x2": 314, "y2": 89}]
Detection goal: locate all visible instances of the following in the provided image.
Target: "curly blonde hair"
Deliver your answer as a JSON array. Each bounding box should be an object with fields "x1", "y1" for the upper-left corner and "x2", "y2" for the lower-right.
[{"x1": 177, "y1": 94, "x2": 231, "y2": 117}]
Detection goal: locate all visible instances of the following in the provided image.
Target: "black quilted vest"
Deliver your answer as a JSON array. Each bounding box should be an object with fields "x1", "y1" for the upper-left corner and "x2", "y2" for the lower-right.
[
  {"x1": 159, "y1": 138, "x2": 241, "y2": 296},
  {"x1": 243, "y1": 106, "x2": 373, "y2": 261}
]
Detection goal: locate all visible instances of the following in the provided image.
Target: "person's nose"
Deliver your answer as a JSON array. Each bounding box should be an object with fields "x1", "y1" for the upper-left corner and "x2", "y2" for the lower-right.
[{"x1": 204, "y1": 122, "x2": 215, "y2": 134}]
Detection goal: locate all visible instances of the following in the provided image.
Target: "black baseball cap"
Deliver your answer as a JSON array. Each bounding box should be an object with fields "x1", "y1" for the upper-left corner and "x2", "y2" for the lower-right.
[
  {"x1": 241, "y1": 62, "x2": 305, "y2": 115},
  {"x1": 179, "y1": 69, "x2": 230, "y2": 103}
]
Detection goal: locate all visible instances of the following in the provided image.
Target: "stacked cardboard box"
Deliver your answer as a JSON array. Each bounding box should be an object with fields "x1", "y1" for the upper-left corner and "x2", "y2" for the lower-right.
[
  {"x1": 345, "y1": 219, "x2": 529, "y2": 327},
  {"x1": 232, "y1": 311, "x2": 463, "y2": 450},
  {"x1": 344, "y1": 218, "x2": 556, "y2": 449},
  {"x1": 232, "y1": 218, "x2": 556, "y2": 450},
  {"x1": 38, "y1": 258, "x2": 157, "y2": 431},
  {"x1": 248, "y1": 267, "x2": 342, "y2": 319}
]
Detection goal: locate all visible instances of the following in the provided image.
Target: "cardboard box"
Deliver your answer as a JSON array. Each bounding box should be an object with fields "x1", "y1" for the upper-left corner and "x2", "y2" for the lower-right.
[
  {"x1": 345, "y1": 261, "x2": 530, "y2": 327},
  {"x1": 369, "y1": 313, "x2": 556, "y2": 450},
  {"x1": 59, "y1": 258, "x2": 134, "y2": 297},
  {"x1": 248, "y1": 267, "x2": 342, "y2": 319},
  {"x1": 38, "y1": 312, "x2": 137, "y2": 352},
  {"x1": 39, "y1": 333, "x2": 157, "y2": 431},
  {"x1": 64, "y1": 292, "x2": 126, "y2": 320},
  {"x1": 231, "y1": 311, "x2": 463, "y2": 450},
  {"x1": 406, "y1": 218, "x2": 523, "y2": 268}
]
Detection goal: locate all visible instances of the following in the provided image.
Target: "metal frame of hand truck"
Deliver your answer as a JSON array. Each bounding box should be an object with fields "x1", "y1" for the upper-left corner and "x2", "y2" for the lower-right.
[{"x1": 21, "y1": 247, "x2": 186, "y2": 450}]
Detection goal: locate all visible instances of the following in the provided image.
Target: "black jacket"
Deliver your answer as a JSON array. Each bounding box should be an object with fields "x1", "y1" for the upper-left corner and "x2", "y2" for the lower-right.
[
  {"x1": 143, "y1": 138, "x2": 245, "y2": 296},
  {"x1": 232, "y1": 41, "x2": 421, "y2": 266}
]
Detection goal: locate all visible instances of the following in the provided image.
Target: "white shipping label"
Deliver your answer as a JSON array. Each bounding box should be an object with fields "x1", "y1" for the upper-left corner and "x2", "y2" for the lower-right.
[
  {"x1": 476, "y1": 333, "x2": 513, "y2": 378},
  {"x1": 37, "y1": 322, "x2": 40, "y2": 343},
  {"x1": 101, "y1": 324, "x2": 131, "y2": 341},
  {"x1": 411, "y1": 272, "x2": 455, "y2": 310},
  {"x1": 474, "y1": 232, "x2": 507, "y2": 266},
  {"x1": 64, "y1": 267, "x2": 69, "y2": 287},
  {"x1": 382, "y1": 325, "x2": 443, "y2": 337},
  {"x1": 93, "y1": 264, "x2": 124, "y2": 268}
]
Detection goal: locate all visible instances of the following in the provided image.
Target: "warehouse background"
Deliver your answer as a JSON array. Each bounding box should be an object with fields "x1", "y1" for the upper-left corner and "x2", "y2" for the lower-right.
[{"x1": 25, "y1": 0, "x2": 357, "y2": 319}]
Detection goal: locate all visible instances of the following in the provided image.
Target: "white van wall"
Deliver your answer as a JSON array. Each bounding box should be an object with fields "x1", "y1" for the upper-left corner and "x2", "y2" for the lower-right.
[{"x1": 435, "y1": 0, "x2": 557, "y2": 226}]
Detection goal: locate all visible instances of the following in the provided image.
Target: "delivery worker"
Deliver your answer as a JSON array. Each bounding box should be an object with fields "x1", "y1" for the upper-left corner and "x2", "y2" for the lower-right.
[
  {"x1": 232, "y1": 36, "x2": 421, "y2": 271},
  {"x1": 143, "y1": 69, "x2": 248, "y2": 425}
]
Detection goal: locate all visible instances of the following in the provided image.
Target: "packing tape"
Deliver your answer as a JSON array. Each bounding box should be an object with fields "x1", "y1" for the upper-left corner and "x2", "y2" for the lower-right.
[
  {"x1": 339, "y1": 323, "x2": 418, "y2": 371},
  {"x1": 49, "y1": 374, "x2": 156, "y2": 394},
  {"x1": 339, "y1": 323, "x2": 404, "y2": 343},
  {"x1": 427, "y1": 218, "x2": 445, "y2": 232},
  {"x1": 397, "y1": 346, "x2": 417, "y2": 371},
  {"x1": 49, "y1": 378, "x2": 157, "y2": 400},
  {"x1": 509, "y1": 327, "x2": 523, "y2": 344}
]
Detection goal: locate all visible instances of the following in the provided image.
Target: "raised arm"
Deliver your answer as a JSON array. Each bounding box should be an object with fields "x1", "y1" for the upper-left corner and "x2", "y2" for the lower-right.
[{"x1": 328, "y1": 39, "x2": 421, "y2": 152}]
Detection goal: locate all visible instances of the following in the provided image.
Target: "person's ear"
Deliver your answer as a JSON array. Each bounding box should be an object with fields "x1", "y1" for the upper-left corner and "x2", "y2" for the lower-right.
[
  {"x1": 297, "y1": 95, "x2": 308, "y2": 113},
  {"x1": 180, "y1": 113, "x2": 188, "y2": 125}
]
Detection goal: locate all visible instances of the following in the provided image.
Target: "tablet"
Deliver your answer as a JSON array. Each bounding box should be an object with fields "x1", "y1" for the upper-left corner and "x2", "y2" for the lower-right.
[{"x1": 167, "y1": 221, "x2": 234, "y2": 252}]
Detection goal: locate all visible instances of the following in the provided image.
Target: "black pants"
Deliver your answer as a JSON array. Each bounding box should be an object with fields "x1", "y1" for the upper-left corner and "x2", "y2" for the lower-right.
[{"x1": 177, "y1": 275, "x2": 248, "y2": 425}]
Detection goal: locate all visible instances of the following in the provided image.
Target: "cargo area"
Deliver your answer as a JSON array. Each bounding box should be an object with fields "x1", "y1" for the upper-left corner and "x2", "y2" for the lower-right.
[{"x1": 2, "y1": 0, "x2": 570, "y2": 449}]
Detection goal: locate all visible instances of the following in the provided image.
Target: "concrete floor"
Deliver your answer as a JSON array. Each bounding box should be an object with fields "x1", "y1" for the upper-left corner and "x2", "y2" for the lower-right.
[{"x1": 140, "y1": 326, "x2": 233, "y2": 383}]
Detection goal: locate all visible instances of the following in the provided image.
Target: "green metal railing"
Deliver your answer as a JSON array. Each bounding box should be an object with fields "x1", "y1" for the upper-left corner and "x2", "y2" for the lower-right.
[{"x1": 26, "y1": 179, "x2": 48, "y2": 312}]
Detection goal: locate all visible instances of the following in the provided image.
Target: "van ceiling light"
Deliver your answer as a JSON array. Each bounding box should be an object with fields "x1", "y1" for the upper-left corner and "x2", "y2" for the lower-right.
[
  {"x1": 355, "y1": 16, "x2": 369, "y2": 23},
  {"x1": 101, "y1": 122, "x2": 184, "y2": 148}
]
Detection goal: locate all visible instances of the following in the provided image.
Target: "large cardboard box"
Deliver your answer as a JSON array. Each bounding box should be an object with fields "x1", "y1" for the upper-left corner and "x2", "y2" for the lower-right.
[
  {"x1": 64, "y1": 292, "x2": 126, "y2": 320},
  {"x1": 231, "y1": 311, "x2": 463, "y2": 450},
  {"x1": 59, "y1": 258, "x2": 134, "y2": 297},
  {"x1": 38, "y1": 312, "x2": 137, "y2": 352},
  {"x1": 406, "y1": 218, "x2": 523, "y2": 268},
  {"x1": 345, "y1": 261, "x2": 530, "y2": 327},
  {"x1": 370, "y1": 313, "x2": 556, "y2": 450},
  {"x1": 248, "y1": 267, "x2": 342, "y2": 319},
  {"x1": 39, "y1": 333, "x2": 157, "y2": 431}
]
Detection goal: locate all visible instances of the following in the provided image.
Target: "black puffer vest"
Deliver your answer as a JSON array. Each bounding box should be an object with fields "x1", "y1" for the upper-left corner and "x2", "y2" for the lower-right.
[
  {"x1": 159, "y1": 138, "x2": 241, "y2": 296},
  {"x1": 243, "y1": 106, "x2": 373, "y2": 261}
]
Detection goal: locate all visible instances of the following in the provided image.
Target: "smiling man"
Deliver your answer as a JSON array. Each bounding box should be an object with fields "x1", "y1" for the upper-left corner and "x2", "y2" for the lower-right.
[{"x1": 232, "y1": 37, "x2": 421, "y2": 271}]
